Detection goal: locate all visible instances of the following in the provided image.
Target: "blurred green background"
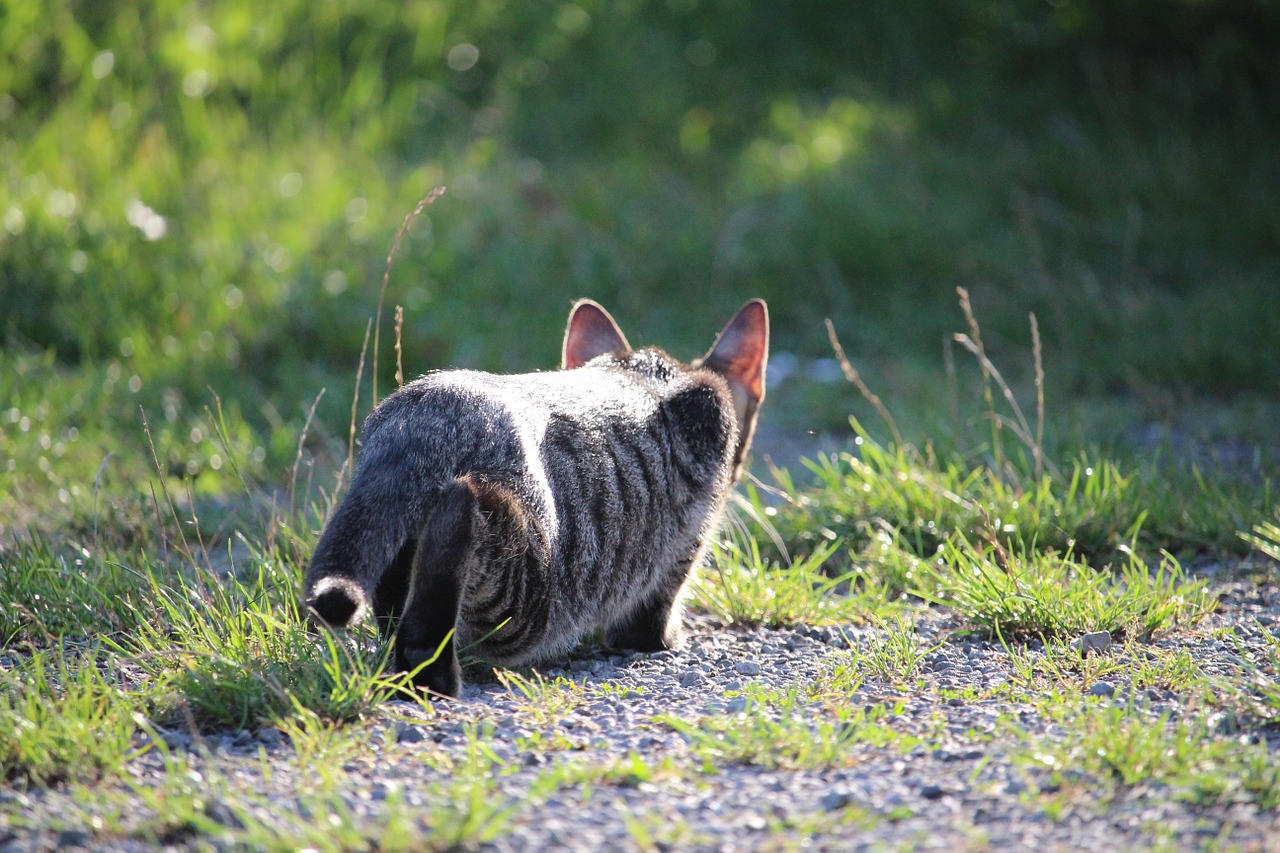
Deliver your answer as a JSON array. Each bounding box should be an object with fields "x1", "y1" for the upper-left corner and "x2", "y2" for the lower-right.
[{"x1": 2, "y1": 0, "x2": 1279, "y2": 532}]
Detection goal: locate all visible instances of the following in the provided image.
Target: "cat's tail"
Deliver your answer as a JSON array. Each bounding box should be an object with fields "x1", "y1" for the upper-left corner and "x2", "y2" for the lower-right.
[{"x1": 303, "y1": 466, "x2": 443, "y2": 628}]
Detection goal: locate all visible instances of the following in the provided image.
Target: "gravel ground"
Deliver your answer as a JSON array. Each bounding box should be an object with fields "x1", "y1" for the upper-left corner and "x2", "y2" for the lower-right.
[{"x1": 3, "y1": 573, "x2": 1280, "y2": 851}]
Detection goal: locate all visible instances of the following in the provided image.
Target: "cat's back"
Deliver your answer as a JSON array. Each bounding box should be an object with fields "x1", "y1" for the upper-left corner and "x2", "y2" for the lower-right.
[
  {"x1": 372, "y1": 348, "x2": 716, "y2": 438},
  {"x1": 360, "y1": 352, "x2": 732, "y2": 489}
]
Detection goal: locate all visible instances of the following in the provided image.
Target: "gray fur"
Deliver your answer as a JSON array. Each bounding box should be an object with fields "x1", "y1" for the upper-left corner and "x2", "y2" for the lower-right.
[{"x1": 303, "y1": 299, "x2": 768, "y2": 696}]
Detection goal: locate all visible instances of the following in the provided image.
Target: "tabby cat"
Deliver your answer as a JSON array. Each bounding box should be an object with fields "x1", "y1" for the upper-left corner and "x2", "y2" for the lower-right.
[{"x1": 303, "y1": 298, "x2": 768, "y2": 697}]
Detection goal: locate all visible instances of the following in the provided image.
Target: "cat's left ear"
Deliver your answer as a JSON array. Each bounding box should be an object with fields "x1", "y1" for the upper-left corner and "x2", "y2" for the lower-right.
[
  {"x1": 701, "y1": 299, "x2": 769, "y2": 421},
  {"x1": 562, "y1": 299, "x2": 632, "y2": 369}
]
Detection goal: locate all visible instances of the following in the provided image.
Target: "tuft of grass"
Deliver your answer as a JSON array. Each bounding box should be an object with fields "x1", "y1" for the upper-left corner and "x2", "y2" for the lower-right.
[
  {"x1": 113, "y1": 561, "x2": 417, "y2": 731},
  {"x1": 661, "y1": 686, "x2": 916, "y2": 772},
  {"x1": 535, "y1": 751, "x2": 687, "y2": 796},
  {"x1": 0, "y1": 537, "x2": 161, "y2": 646},
  {"x1": 1015, "y1": 704, "x2": 1280, "y2": 809},
  {"x1": 496, "y1": 670, "x2": 586, "y2": 726},
  {"x1": 770, "y1": 425, "x2": 1143, "y2": 567},
  {"x1": 845, "y1": 614, "x2": 941, "y2": 684},
  {"x1": 622, "y1": 810, "x2": 713, "y2": 853},
  {"x1": 1001, "y1": 638, "x2": 1207, "y2": 699},
  {"x1": 0, "y1": 648, "x2": 147, "y2": 787},
  {"x1": 918, "y1": 536, "x2": 1214, "y2": 642},
  {"x1": 694, "y1": 537, "x2": 897, "y2": 628}
]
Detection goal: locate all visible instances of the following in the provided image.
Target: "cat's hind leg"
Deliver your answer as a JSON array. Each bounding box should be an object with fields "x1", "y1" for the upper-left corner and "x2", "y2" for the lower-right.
[
  {"x1": 395, "y1": 480, "x2": 476, "y2": 698},
  {"x1": 371, "y1": 538, "x2": 415, "y2": 636},
  {"x1": 604, "y1": 560, "x2": 696, "y2": 653}
]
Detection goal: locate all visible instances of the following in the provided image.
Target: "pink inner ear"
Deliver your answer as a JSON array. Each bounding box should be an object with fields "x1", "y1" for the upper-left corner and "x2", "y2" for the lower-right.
[
  {"x1": 562, "y1": 300, "x2": 631, "y2": 369},
  {"x1": 704, "y1": 299, "x2": 769, "y2": 401}
]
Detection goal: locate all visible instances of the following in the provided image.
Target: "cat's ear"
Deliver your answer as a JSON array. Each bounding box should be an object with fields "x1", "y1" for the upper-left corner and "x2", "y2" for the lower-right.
[
  {"x1": 701, "y1": 299, "x2": 769, "y2": 418},
  {"x1": 563, "y1": 299, "x2": 632, "y2": 369}
]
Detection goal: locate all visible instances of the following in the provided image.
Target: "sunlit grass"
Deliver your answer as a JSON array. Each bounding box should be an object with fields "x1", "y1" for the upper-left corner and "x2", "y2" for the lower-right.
[
  {"x1": 660, "y1": 687, "x2": 918, "y2": 772},
  {"x1": 0, "y1": 648, "x2": 146, "y2": 787},
  {"x1": 115, "y1": 561, "x2": 418, "y2": 731},
  {"x1": 1013, "y1": 704, "x2": 1280, "y2": 809},
  {"x1": 693, "y1": 537, "x2": 897, "y2": 628},
  {"x1": 844, "y1": 613, "x2": 940, "y2": 684},
  {"x1": 496, "y1": 670, "x2": 587, "y2": 726},
  {"x1": 918, "y1": 536, "x2": 1214, "y2": 642},
  {"x1": 12, "y1": 723, "x2": 533, "y2": 852}
]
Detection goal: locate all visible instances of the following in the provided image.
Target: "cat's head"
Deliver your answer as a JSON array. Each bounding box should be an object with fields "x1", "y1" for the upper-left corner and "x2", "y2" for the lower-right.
[{"x1": 562, "y1": 298, "x2": 769, "y2": 481}]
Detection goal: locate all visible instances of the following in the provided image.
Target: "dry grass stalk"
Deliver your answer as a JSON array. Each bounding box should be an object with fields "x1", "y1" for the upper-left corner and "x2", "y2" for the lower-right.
[
  {"x1": 372, "y1": 186, "x2": 447, "y2": 406},
  {"x1": 824, "y1": 318, "x2": 903, "y2": 447},
  {"x1": 336, "y1": 319, "x2": 372, "y2": 500},
  {"x1": 394, "y1": 304, "x2": 405, "y2": 388},
  {"x1": 951, "y1": 334, "x2": 1042, "y2": 462},
  {"x1": 141, "y1": 407, "x2": 191, "y2": 561},
  {"x1": 956, "y1": 287, "x2": 1004, "y2": 472},
  {"x1": 289, "y1": 388, "x2": 326, "y2": 519},
  {"x1": 951, "y1": 292, "x2": 1058, "y2": 482},
  {"x1": 1030, "y1": 311, "x2": 1045, "y2": 483}
]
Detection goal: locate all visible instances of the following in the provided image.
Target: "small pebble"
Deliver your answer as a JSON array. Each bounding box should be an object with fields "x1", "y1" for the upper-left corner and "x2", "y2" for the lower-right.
[
  {"x1": 394, "y1": 722, "x2": 427, "y2": 744},
  {"x1": 1071, "y1": 631, "x2": 1113, "y2": 656},
  {"x1": 257, "y1": 727, "x2": 285, "y2": 746},
  {"x1": 820, "y1": 790, "x2": 854, "y2": 812}
]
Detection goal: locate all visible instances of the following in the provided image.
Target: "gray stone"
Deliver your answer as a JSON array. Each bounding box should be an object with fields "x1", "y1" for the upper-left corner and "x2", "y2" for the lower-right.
[
  {"x1": 1071, "y1": 631, "x2": 1113, "y2": 656},
  {"x1": 820, "y1": 790, "x2": 854, "y2": 812},
  {"x1": 257, "y1": 727, "x2": 285, "y2": 746},
  {"x1": 56, "y1": 830, "x2": 92, "y2": 849},
  {"x1": 394, "y1": 722, "x2": 427, "y2": 743}
]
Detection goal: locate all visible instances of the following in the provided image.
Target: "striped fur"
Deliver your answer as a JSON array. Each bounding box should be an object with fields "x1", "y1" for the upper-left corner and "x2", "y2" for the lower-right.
[{"x1": 303, "y1": 299, "x2": 768, "y2": 696}]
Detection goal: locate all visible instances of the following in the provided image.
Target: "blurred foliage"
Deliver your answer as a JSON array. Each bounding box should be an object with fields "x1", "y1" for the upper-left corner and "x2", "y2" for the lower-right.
[{"x1": 1, "y1": 0, "x2": 1279, "y2": 462}]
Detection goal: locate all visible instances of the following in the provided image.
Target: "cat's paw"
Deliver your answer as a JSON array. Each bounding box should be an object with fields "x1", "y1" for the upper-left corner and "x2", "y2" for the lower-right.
[
  {"x1": 397, "y1": 645, "x2": 462, "y2": 699},
  {"x1": 606, "y1": 624, "x2": 676, "y2": 654}
]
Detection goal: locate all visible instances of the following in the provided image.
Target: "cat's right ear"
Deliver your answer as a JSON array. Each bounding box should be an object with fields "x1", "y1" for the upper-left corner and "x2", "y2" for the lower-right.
[
  {"x1": 562, "y1": 299, "x2": 632, "y2": 369},
  {"x1": 701, "y1": 299, "x2": 769, "y2": 415}
]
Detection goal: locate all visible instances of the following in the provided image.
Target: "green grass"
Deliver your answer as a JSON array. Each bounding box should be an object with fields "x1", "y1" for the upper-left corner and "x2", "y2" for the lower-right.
[
  {"x1": 1000, "y1": 640, "x2": 1205, "y2": 699},
  {"x1": 769, "y1": 432, "x2": 1144, "y2": 563},
  {"x1": 0, "y1": 648, "x2": 145, "y2": 786},
  {"x1": 918, "y1": 537, "x2": 1214, "y2": 642},
  {"x1": 0, "y1": 536, "x2": 160, "y2": 645},
  {"x1": 496, "y1": 670, "x2": 587, "y2": 725},
  {"x1": 10, "y1": 722, "x2": 532, "y2": 852},
  {"x1": 121, "y1": 562, "x2": 407, "y2": 731},
  {"x1": 662, "y1": 697, "x2": 918, "y2": 772},
  {"x1": 693, "y1": 537, "x2": 899, "y2": 628},
  {"x1": 845, "y1": 614, "x2": 940, "y2": 684},
  {"x1": 1013, "y1": 703, "x2": 1280, "y2": 809}
]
